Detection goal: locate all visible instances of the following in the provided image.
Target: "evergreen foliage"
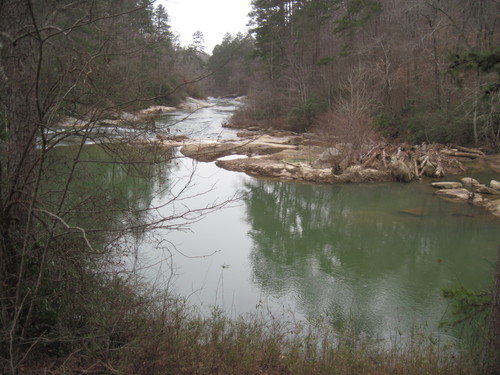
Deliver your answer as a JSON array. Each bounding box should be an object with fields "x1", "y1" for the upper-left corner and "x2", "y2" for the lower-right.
[
  {"x1": 244, "y1": 0, "x2": 500, "y2": 144},
  {"x1": 207, "y1": 33, "x2": 256, "y2": 97}
]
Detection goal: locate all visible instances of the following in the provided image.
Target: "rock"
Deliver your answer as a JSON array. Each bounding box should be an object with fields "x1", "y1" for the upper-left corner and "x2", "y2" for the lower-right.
[
  {"x1": 390, "y1": 160, "x2": 412, "y2": 182},
  {"x1": 434, "y1": 188, "x2": 472, "y2": 201},
  {"x1": 312, "y1": 147, "x2": 341, "y2": 169},
  {"x1": 491, "y1": 180, "x2": 500, "y2": 191},
  {"x1": 472, "y1": 193, "x2": 485, "y2": 205},
  {"x1": 139, "y1": 105, "x2": 176, "y2": 115},
  {"x1": 179, "y1": 97, "x2": 211, "y2": 110},
  {"x1": 431, "y1": 182, "x2": 463, "y2": 189},
  {"x1": 180, "y1": 139, "x2": 295, "y2": 162},
  {"x1": 475, "y1": 185, "x2": 500, "y2": 195},
  {"x1": 215, "y1": 158, "x2": 391, "y2": 184},
  {"x1": 461, "y1": 177, "x2": 481, "y2": 189},
  {"x1": 216, "y1": 158, "x2": 339, "y2": 183},
  {"x1": 485, "y1": 199, "x2": 500, "y2": 217}
]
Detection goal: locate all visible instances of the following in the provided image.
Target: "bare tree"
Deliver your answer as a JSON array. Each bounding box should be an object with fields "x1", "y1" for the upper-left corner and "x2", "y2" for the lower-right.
[
  {"x1": 0, "y1": 2, "x2": 236, "y2": 373},
  {"x1": 317, "y1": 72, "x2": 378, "y2": 169}
]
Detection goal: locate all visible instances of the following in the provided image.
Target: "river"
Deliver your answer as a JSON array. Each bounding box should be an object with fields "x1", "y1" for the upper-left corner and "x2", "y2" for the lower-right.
[{"x1": 49, "y1": 98, "x2": 500, "y2": 345}]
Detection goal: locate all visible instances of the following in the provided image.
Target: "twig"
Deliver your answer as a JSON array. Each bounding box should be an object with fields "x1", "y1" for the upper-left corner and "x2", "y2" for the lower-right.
[{"x1": 35, "y1": 209, "x2": 97, "y2": 254}]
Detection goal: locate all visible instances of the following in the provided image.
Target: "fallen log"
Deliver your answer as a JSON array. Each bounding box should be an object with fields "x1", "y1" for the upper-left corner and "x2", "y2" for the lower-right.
[
  {"x1": 361, "y1": 152, "x2": 379, "y2": 169},
  {"x1": 417, "y1": 155, "x2": 429, "y2": 178},
  {"x1": 450, "y1": 145, "x2": 485, "y2": 156},
  {"x1": 441, "y1": 149, "x2": 481, "y2": 159}
]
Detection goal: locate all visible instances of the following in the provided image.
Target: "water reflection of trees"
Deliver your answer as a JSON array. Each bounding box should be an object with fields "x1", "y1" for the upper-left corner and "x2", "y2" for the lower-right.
[
  {"x1": 42, "y1": 144, "x2": 176, "y2": 250},
  {"x1": 243, "y1": 179, "x2": 498, "y2": 339}
]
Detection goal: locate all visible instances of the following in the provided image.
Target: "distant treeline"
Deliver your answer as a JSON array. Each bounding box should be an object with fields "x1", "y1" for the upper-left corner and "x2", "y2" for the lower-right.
[{"x1": 209, "y1": 0, "x2": 500, "y2": 146}]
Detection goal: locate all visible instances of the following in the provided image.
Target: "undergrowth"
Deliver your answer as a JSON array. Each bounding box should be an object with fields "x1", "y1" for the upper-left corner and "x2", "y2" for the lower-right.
[{"x1": 18, "y1": 285, "x2": 479, "y2": 375}]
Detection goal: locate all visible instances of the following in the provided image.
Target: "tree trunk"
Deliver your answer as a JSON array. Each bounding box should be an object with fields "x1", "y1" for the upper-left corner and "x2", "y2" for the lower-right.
[
  {"x1": 2, "y1": 0, "x2": 38, "y2": 194},
  {"x1": 472, "y1": 71, "x2": 481, "y2": 145},
  {"x1": 0, "y1": 0, "x2": 39, "y2": 372}
]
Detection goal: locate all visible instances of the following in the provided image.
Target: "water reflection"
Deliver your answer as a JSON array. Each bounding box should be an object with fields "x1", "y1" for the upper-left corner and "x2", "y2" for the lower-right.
[
  {"x1": 42, "y1": 144, "x2": 176, "y2": 248},
  {"x1": 42, "y1": 97, "x2": 499, "y2": 344},
  {"x1": 244, "y1": 179, "x2": 499, "y2": 339}
]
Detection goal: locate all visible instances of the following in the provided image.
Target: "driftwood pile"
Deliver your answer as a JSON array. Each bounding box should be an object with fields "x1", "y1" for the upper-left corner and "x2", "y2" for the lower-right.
[{"x1": 324, "y1": 142, "x2": 486, "y2": 182}]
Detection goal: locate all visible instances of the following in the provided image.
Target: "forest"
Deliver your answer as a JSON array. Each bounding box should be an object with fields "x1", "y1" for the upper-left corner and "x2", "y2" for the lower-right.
[
  {"x1": 215, "y1": 0, "x2": 500, "y2": 148},
  {"x1": 0, "y1": 0, "x2": 499, "y2": 374}
]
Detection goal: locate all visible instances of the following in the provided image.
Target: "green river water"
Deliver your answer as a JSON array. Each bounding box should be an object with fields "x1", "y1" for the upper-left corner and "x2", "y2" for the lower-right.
[{"x1": 47, "y1": 99, "x2": 500, "y2": 345}]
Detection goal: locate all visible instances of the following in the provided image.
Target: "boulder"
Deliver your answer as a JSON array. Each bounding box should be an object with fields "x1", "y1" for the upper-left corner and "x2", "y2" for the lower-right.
[
  {"x1": 390, "y1": 160, "x2": 412, "y2": 182},
  {"x1": 461, "y1": 177, "x2": 481, "y2": 189},
  {"x1": 472, "y1": 193, "x2": 485, "y2": 205},
  {"x1": 491, "y1": 180, "x2": 500, "y2": 191},
  {"x1": 431, "y1": 182, "x2": 463, "y2": 189},
  {"x1": 139, "y1": 105, "x2": 176, "y2": 115},
  {"x1": 434, "y1": 188, "x2": 472, "y2": 201},
  {"x1": 475, "y1": 185, "x2": 500, "y2": 195},
  {"x1": 485, "y1": 199, "x2": 500, "y2": 217}
]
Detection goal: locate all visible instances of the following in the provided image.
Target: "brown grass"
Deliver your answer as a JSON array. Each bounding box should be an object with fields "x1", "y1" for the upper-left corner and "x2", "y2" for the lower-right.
[{"x1": 19, "y1": 294, "x2": 478, "y2": 375}]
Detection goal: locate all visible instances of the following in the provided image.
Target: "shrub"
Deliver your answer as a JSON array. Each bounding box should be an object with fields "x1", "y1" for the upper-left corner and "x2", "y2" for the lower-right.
[{"x1": 287, "y1": 97, "x2": 328, "y2": 132}]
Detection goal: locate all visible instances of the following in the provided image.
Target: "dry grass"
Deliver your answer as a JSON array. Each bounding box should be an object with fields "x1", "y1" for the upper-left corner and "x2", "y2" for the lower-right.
[{"x1": 19, "y1": 294, "x2": 479, "y2": 375}]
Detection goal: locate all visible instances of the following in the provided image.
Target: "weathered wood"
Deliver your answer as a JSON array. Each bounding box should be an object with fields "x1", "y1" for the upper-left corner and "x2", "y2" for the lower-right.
[
  {"x1": 413, "y1": 158, "x2": 419, "y2": 178},
  {"x1": 361, "y1": 152, "x2": 379, "y2": 168},
  {"x1": 441, "y1": 149, "x2": 481, "y2": 159},
  {"x1": 450, "y1": 145, "x2": 485, "y2": 156},
  {"x1": 417, "y1": 155, "x2": 430, "y2": 177},
  {"x1": 431, "y1": 182, "x2": 463, "y2": 189},
  {"x1": 381, "y1": 149, "x2": 388, "y2": 169}
]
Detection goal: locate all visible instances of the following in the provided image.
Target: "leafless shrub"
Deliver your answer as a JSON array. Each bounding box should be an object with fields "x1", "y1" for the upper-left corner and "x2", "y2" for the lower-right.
[{"x1": 315, "y1": 72, "x2": 379, "y2": 167}]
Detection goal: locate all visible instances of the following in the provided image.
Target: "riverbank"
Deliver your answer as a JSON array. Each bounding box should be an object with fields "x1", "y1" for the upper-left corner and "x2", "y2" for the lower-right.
[
  {"x1": 178, "y1": 130, "x2": 490, "y2": 182},
  {"x1": 58, "y1": 98, "x2": 500, "y2": 219},
  {"x1": 26, "y1": 105, "x2": 495, "y2": 374},
  {"x1": 23, "y1": 290, "x2": 480, "y2": 375},
  {"x1": 175, "y1": 129, "x2": 500, "y2": 217},
  {"x1": 57, "y1": 97, "x2": 212, "y2": 129}
]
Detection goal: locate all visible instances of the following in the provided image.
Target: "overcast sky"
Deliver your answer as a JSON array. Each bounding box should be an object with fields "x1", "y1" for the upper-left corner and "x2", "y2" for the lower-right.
[{"x1": 160, "y1": 0, "x2": 253, "y2": 53}]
